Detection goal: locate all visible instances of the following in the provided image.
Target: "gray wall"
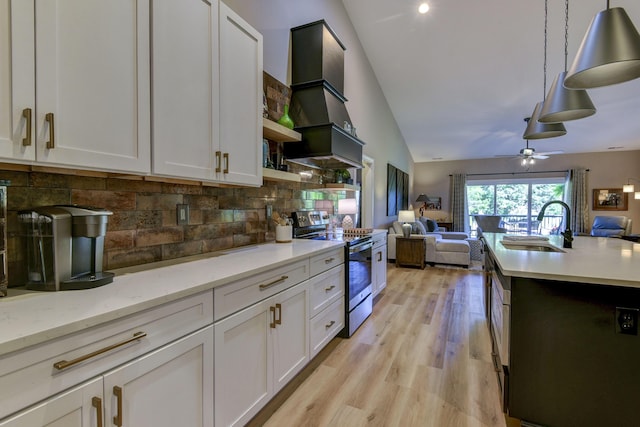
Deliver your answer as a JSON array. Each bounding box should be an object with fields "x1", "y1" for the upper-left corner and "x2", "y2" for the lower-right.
[
  {"x1": 223, "y1": 0, "x2": 414, "y2": 228},
  {"x1": 412, "y1": 150, "x2": 640, "y2": 233}
]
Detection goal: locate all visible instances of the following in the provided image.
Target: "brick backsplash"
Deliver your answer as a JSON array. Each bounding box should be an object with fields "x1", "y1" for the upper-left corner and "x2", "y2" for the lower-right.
[{"x1": 2, "y1": 169, "x2": 346, "y2": 287}]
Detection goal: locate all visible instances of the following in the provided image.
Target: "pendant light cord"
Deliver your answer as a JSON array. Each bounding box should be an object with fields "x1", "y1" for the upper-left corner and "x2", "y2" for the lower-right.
[
  {"x1": 543, "y1": 0, "x2": 548, "y2": 100},
  {"x1": 564, "y1": 0, "x2": 569, "y2": 72}
]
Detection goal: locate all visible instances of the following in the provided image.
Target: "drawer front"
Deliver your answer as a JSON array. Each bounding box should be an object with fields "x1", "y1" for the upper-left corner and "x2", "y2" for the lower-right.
[
  {"x1": 0, "y1": 290, "x2": 213, "y2": 420},
  {"x1": 310, "y1": 297, "x2": 344, "y2": 358},
  {"x1": 309, "y1": 248, "x2": 344, "y2": 277},
  {"x1": 372, "y1": 233, "x2": 387, "y2": 248},
  {"x1": 214, "y1": 259, "x2": 309, "y2": 321},
  {"x1": 309, "y1": 264, "x2": 344, "y2": 317}
]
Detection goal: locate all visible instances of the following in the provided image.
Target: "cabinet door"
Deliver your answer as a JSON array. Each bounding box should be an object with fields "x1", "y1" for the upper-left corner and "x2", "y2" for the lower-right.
[
  {"x1": 34, "y1": 0, "x2": 150, "y2": 173},
  {"x1": 103, "y1": 326, "x2": 214, "y2": 427},
  {"x1": 0, "y1": 377, "x2": 103, "y2": 427},
  {"x1": 151, "y1": 0, "x2": 219, "y2": 180},
  {"x1": 272, "y1": 282, "x2": 309, "y2": 393},
  {"x1": 0, "y1": 0, "x2": 35, "y2": 161},
  {"x1": 372, "y1": 243, "x2": 387, "y2": 297},
  {"x1": 214, "y1": 300, "x2": 272, "y2": 427},
  {"x1": 218, "y1": 2, "x2": 262, "y2": 186}
]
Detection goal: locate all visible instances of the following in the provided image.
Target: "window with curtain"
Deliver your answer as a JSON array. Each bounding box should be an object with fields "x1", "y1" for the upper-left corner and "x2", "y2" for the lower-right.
[{"x1": 467, "y1": 177, "x2": 566, "y2": 235}]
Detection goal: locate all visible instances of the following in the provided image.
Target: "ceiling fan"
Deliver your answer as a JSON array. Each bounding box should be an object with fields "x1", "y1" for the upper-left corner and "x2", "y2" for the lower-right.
[{"x1": 496, "y1": 140, "x2": 563, "y2": 166}]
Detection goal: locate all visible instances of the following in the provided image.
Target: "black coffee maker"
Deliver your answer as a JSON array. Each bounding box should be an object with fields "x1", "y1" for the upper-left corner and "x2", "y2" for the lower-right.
[{"x1": 19, "y1": 205, "x2": 114, "y2": 291}]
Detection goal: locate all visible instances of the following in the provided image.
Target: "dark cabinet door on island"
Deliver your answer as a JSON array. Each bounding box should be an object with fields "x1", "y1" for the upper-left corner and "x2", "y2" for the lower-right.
[{"x1": 509, "y1": 278, "x2": 640, "y2": 427}]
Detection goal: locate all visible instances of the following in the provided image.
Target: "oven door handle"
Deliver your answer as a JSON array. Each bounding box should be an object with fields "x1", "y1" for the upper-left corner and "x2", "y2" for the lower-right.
[{"x1": 349, "y1": 241, "x2": 373, "y2": 253}]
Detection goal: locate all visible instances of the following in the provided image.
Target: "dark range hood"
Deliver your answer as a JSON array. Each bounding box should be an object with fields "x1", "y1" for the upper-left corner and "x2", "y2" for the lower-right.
[{"x1": 284, "y1": 20, "x2": 365, "y2": 170}]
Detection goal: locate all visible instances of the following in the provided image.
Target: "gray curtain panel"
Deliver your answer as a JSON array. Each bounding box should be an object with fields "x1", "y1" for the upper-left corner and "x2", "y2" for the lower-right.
[
  {"x1": 566, "y1": 168, "x2": 589, "y2": 234},
  {"x1": 450, "y1": 173, "x2": 468, "y2": 233}
]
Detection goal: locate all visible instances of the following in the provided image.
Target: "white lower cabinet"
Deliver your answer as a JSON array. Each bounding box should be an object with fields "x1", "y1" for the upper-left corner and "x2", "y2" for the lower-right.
[
  {"x1": 0, "y1": 291, "x2": 214, "y2": 427},
  {"x1": 1, "y1": 327, "x2": 213, "y2": 427},
  {"x1": 372, "y1": 233, "x2": 388, "y2": 297},
  {"x1": 104, "y1": 326, "x2": 214, "y2": 427},
  {"x1": 308, "y1": 265, "x2": 345, "y2": 357},
  {"x1": 0, "y1": 377, "x2": 103, "y2": 427},
  {"x1": 214, "y1": 281, "x2": 309, "y2": 427}
]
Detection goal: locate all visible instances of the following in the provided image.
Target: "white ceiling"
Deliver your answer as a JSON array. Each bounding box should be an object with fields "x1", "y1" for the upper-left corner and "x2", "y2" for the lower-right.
[{"x1": 342, "y1": 0, "x2": 640, "y2": 163}]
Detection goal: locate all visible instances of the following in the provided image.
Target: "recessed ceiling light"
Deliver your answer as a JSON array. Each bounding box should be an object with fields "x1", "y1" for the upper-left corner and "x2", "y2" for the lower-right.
[{"x1": 418, "y1": 3, "x2": 430, "y2": 14}]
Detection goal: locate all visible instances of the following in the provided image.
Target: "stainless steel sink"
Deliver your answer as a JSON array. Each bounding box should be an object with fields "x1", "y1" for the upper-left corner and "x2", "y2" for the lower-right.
[{"x1": 500, "y1": 241, "x2": 565, "y2": 253}]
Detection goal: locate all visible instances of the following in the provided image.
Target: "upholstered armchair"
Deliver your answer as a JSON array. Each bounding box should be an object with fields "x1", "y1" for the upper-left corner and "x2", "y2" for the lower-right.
[{"x1": 590, "y1": 216, "x2": 632, "y2": 237}]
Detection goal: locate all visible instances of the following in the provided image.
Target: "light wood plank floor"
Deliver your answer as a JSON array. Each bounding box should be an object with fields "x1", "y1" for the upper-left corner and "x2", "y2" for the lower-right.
[{"x1": 259, "y1": 263, "x2": 510, "y2": 427}]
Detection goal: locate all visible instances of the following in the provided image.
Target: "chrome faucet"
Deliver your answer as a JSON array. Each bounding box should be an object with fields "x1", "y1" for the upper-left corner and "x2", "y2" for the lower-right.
[{"x1": 537, "y1": 200, "x2": 573, "y2": 248}]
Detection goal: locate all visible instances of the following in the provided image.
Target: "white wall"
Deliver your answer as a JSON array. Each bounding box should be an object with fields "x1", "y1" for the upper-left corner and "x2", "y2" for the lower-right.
[
  {"x1": 413, "y1": 150, "x2": 640, "y2": 233},
  {"x1": 223, "y1": 0, "x2": 413, "y2": 227}
]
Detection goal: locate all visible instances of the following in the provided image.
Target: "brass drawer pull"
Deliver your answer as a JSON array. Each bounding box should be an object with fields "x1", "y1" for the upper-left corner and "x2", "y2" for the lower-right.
[
  {"x1": 223, "y1": 152, "x2": 229, "y2": 173},
  {"x1": 325, "y1": 285, "x2": 335, "y2": 292},
  {"x1": 275, "y1": 303, "x2": 282, "y2": 325},
  {"x1": 22, "y1": 108, "x2": 32, "y2": 146},
  {"x1": 113, "y1": 386, "x2": 123, "y2": 427},
  {"x1": 259, "y1": 275, "x2": 288, "y2": 290},
  {"x1": 324, "y1": 257, "x2": 335, "y2": 264},
  {"x1": 45, "y1": 112, "x2": 55, "y2": 148},
  {"x1": 325, "y1": 320, "x2": 336, "y2": 329},
  {"x1": 270, "y1": 305, "x2": 276, "y2": 329},
  {"x1": 53, "y1": 331, "x2": 147, "y2": 370},
  {"x1": 215, "y1": 151, "x2": 221, "y2": 173},
  {"x1": 92, "y1": 396, "x2": 103, "y2": 427}
]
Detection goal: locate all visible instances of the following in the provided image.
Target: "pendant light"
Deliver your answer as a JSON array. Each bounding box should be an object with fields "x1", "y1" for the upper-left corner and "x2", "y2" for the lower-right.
[
  {"x1": 539, "y1": 0, "x2": 596, "y2": 123},
  {"x1": 564, "y1": 1, "x2": 640, "y2": 89},
  {"x1": 523, "y1": 0, "x2": 567, "y2": 139}
]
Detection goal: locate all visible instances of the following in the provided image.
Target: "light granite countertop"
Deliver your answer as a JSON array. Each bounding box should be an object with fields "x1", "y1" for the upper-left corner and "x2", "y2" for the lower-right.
[
  {"x1": 482, "y1": 232, "x2": 640, "y2": 288},
  {"x1": 0, "y1": 239, "x2": 345, "y2": 356}
]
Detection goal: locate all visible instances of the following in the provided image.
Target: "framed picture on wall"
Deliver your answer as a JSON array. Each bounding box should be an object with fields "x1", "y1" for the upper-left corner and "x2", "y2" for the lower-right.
[
  {"x1": 592, "y1": 188, "x2": 628, "y2": 211},
  {"x1": 387, "y1": 164, "x2": 409, "y2": 216}
]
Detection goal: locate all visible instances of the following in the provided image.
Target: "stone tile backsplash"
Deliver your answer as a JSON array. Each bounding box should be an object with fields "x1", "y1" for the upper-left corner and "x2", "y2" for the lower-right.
[{"x1": 3, "y1": 169, "x2": 343, "y2": 287}]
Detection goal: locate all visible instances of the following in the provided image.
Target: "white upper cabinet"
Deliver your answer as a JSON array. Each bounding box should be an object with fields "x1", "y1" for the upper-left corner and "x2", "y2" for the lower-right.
[
  {"x1": 0, "y1": 0, "x2": 151, "y2": 173},
  {"x1": 152, "y1": 0, "x2": 220, "y2": 180},
  {"x1": 218, "y1": 2, "x2": 263, "y2": 186},
  {"x1": 153, "y1": 0, "x2": 263, "y2": 186},
  {"x1": 34, "y1": 0, "x2": 151, "y2": 173},
  {"x1": 0, "y1": 1, "x2": 35, "y2": 162}
]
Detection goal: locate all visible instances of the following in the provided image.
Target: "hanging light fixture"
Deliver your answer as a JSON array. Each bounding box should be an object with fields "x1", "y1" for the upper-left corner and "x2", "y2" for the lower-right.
[
  {"x1": 523, "y1": 0, "x2": 567, "y2": 139},
  {"x1": 539, "y1": 0, "x2": 596, "y2": 123},
  {"x1": 564, "y1": 1, "x2": 640, "y2": 89}
]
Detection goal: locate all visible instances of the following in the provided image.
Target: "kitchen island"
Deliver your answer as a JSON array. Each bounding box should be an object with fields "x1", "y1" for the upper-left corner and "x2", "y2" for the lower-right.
[{"x1": 482, "y1": 233, "x2": 640, "y2": 427}]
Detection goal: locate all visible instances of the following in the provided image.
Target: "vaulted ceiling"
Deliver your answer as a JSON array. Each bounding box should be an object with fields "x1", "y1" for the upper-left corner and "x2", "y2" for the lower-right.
[{"x1": 342, "y1": 0, "x2": 640, "y2": 163}]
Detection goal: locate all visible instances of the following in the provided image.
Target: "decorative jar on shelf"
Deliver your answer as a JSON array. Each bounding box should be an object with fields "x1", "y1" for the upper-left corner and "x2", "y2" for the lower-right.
[{"x1": 277, "y1": 104, "x2": 294, "y2": 129}]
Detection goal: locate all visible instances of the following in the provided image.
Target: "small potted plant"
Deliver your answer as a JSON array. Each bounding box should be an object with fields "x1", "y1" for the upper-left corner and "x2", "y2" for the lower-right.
[{"x1": 335, "y1": 169, "x2": 351, "y2": 184}]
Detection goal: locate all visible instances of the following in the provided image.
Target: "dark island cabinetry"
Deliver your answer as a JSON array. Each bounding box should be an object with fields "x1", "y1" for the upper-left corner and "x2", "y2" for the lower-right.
[{"x1": 509, "y1": 277, "x2": 640, "y2": 427}]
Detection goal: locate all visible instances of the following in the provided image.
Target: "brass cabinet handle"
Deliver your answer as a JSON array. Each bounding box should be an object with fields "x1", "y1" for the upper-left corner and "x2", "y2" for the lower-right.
[
  {"x1": 215, "y1": 151, "x2": 221, "y2": 173},
  {"x1": 259, "y1": 275, "x2": 288, "y2": 290},
  {"x1": 223, "y1": 152, "x2": 229, "y2": 173},
  {"x1": 113, "y1": 386, "x2": 123, "y2": 427},
  {"x1": 22, "y1": 108, "x2": 32, "y2": 146},
  {"x1": 324, "y1": 257, "x2": 335, "y2": 264},
  {"x1": 325, "y1": 320, "x2": 336, "y2": 329},
  {"x1": 92, "y1": 396, "x2": 103, "y2": 427},
  {"x1": 45, "y1": 112, "x2": 55, "y2": 148},
  {"x1": 270, "y1": 305, "x2": 276, "y2": 329},
  {"x1": 325, "y1": 285, "x2": 335, "y2": 292},
  {"x1": 53, "y1": 331, "x2": 147, "y2": 370},
  {"x1": 275, "y1": 303, "x2": 282, "y2": 325}
]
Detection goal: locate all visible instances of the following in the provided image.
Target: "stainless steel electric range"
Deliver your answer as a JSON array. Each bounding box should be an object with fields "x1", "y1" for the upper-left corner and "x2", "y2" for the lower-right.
[{"x1": 291, "y1": 210, "x2": 373, "y2": 337}]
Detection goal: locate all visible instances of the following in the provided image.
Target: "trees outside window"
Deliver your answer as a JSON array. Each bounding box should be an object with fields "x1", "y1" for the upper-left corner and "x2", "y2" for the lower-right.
[{"x1": 467, "y1": 178, "x2": 565, "y2": 235}]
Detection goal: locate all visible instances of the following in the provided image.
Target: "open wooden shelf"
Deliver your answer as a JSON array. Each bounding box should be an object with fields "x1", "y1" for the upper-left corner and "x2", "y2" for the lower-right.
[
  {"x1": 262, "y1": 118, "x2": 301, "y2": 142},
  {"x1": 262, "y1": 168, "x2": 301, "y2": 182}
]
